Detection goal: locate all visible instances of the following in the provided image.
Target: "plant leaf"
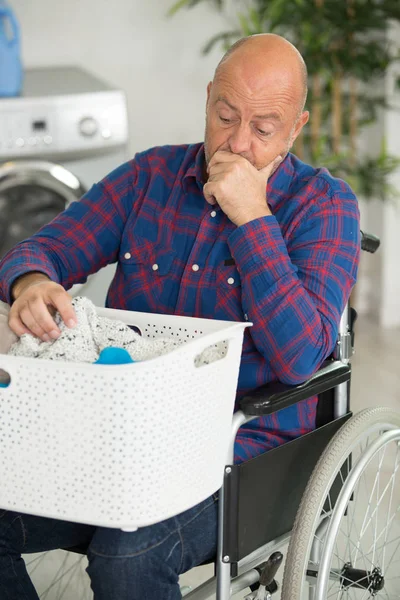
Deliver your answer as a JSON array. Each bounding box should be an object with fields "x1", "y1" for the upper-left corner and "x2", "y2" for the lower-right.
[{"x1": 167, "y1": 0, "x2": 191, "y2": 17}]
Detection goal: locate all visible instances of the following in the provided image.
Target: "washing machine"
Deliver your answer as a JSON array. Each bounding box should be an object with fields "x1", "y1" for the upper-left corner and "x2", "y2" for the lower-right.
[{"x1": 0, "y1": 65, "x2": 129, "y2": 305}]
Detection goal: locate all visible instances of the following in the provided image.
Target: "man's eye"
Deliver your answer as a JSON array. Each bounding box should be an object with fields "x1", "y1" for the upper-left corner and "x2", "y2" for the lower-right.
[
  {"x1": 220, "y1": 117, "x2": 231, "y2": 124},
  {"x1": 257, "y1": 128, "x2": 273, "y2": 137}
]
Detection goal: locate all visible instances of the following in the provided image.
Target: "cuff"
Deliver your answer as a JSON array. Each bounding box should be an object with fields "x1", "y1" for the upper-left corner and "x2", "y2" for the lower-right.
[{"x1": 1, "y1": 265, "x2": 59, "y2": 305}]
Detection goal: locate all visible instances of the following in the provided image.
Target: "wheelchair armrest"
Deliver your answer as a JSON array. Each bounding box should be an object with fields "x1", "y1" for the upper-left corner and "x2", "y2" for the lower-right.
[{"x1": 239, "y1": 360, "x2": 351, "y2": 416}]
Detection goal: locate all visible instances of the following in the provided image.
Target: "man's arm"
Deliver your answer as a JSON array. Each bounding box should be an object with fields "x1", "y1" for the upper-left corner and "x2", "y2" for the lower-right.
[
  {"x1": 0, "y1": 158, "x2": 143, "y2": 307},
  {"x1": 0, "y1": 157, "x2": 146, "y2": 339},
  {"x1": 227, "y1": 185, "x2": 360, "y2": 385}
]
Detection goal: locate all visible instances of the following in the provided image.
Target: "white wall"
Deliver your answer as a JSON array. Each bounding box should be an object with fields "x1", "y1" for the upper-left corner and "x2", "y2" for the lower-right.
[
  {"x1": 11, "y1": 0, "x2": 228, "y2": 156},
  {"x1": 9, "y1": 1, "x2": 400, "y2": 327},
  {"x1": 359, "y1": 23, "x2": 400, "y2": 329}
]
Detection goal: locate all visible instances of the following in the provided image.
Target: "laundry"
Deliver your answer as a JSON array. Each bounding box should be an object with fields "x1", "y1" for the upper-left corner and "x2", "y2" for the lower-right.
[{"x1": 7, "y1": 296, "x2": 225, "y2": 367}]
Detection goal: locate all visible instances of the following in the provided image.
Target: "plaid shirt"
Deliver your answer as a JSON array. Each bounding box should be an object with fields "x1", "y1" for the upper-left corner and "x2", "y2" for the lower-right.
[{"x1": 0, "y1": 143, "x2": 360, "y2": 463}]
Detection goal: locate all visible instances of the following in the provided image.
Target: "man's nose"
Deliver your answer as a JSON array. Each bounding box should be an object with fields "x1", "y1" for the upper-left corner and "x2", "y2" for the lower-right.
[{"x1": 228, "y1": 123, "x2": 251, "y2": 155}]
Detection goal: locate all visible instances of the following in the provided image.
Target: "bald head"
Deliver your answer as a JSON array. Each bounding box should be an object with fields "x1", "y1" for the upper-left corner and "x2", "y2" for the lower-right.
[
  {"x1": 204, "y1": 33, "x2": 309, "y2": 171},
  {"x1": 214, "y1": 34, "x2": 308, "y2": 115}
]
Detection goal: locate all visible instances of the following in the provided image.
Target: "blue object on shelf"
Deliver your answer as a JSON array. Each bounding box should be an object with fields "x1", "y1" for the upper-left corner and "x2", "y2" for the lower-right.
[{"x1": 0, "y1": 3, "x2": 22, "y2": 97}]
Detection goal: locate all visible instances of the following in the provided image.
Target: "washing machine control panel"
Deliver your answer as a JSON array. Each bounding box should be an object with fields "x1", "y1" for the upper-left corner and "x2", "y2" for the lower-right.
[{"x1": 0, "y1": 90, "x2": 128, "y2": 159}]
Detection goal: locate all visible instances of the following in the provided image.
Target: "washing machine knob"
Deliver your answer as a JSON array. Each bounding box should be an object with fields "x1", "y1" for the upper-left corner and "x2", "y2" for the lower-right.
[{"x1": 79, "y1": 116, "x2": 98, "y2": 137}]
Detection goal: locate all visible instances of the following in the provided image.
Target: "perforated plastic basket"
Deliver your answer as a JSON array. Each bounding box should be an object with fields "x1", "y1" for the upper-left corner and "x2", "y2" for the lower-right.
[{"x1": 0, "y1": 307, "x2": 249, "y2": 529}]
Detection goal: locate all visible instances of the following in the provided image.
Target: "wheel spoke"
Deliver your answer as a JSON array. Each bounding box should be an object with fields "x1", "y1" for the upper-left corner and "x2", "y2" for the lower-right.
[
  {"x1": 344, "y1": 454, "x2": 353, "y2": 562},
  {"x1": 366, "y1": 526, "x2": 400, "y2": 560},
  {"x1": 381, "y1": 444, "x2": 400, "y2": 571},
  {"x1": 58, "y1": 556, "x2": 85, "y2": 600},
  {"x1": 352, "y1": 457, "x2": 399, "y2": 570},
  {"x1": 381, "y1": 531, "x2": 400, "y2": 574},
  {"x1": 39, "y1": 554, "x2": 85, "y2": 599},
  {"x1": 40, "y1": 551, "x2": 69, "y2": 599},
  {"x1": 371, "y1": 444, "x2": 384, "y2": 568},
  {"x1": 347, "y1": 473, "x2": 370, "y2": 574},
  {"x1": 25, "y1": 552, "x2": 48, "y2": 576},
  {"x1": 361, "y1": 463, "x2": 399, "y2": 552},
  {"x1": 358, "y1": 444, "x2": 386, "y2": 541}
]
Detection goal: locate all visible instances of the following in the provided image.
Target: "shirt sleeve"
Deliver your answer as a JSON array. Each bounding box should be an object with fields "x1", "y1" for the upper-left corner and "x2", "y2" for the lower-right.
[
  {"x1": 227, "y1": 180, "x2": 360, "y2": 385},
  {"x1": 0, "y1": 157, "x2": 146, "y2": 305}
]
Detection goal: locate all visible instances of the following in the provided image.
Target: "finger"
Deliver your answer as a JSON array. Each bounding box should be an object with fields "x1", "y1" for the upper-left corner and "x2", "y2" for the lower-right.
[
  {"x1": 207, "y1": 171, "x2": 226, "y2": 184},
  {"x1": 8, "y1": 313, "x2": 35, "y2": 338},
  {"x1": 260, "y1": 155, "x2": 283, "y2": 179},
  {"x1": 47, "y1": 288, "x2": 77, "y2": 329},
  {"x1": 208, "y1": 150, "x2": 242, "y2": 171},
  {"x1": 27, "y1": 296, "x2": 63, "y2": 339},
  {"x1": 207, "y1": 163, "x2": 232, "y2": 178},
  {"x1": 19, "y1": 306, "x2": 51, "y2": 340},
  {"x1": 203, "y1": 182, "x2": 217, "y2": 205}
]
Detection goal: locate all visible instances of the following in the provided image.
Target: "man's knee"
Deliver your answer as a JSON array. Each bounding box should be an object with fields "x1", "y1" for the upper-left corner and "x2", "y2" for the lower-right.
[
  {"x1": 88, "y1": 519, "x2": 182, "y2": 563},
  {"x1": 87, "y1": 524, "x2": 182, "y2": 599}
]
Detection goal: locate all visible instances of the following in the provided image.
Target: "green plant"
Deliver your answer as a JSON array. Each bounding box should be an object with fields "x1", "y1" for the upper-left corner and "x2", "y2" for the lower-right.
[{"x1": 169, "y1": 0, "x2": 400, "y2": 200}]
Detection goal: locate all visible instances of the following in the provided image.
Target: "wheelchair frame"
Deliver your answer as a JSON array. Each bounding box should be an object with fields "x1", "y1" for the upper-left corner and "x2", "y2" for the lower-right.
[
  {"x1": 183, "y1": 230, "x2": 395, "y2": 600},
  {"x1": 25, "y1": 230, "x2": 400, "y2": 600}
]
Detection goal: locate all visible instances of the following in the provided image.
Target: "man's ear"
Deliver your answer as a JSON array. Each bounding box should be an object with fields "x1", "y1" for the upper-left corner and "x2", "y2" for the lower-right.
[{"x1": 289, "y1": 111, "x2": 309, "y2": 147}]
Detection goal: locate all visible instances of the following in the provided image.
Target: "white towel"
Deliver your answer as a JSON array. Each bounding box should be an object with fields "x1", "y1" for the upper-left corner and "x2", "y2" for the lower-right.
[{"x1": 7, "y1": 296, "x2": 224, "y2": 366}]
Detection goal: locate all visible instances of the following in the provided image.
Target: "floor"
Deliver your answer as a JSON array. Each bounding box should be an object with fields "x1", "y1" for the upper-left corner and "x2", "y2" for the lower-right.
[{"x1": 23, "y1": 315, "x2": 400, "y2": 599}]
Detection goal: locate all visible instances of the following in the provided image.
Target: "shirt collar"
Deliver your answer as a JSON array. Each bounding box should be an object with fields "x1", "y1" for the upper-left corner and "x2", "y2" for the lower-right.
[
  {"x1": 182, "y1": 143, "x2": 206, "y2": 193},
  {"x1": 267, "y1": 153, "x2": 295, "y2": 211}
]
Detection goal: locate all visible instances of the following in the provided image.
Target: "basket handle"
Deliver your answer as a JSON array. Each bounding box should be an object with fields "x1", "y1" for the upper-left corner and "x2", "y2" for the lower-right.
[{"x1": 177, "y1": 322, "x2": 251, "y2": 368}]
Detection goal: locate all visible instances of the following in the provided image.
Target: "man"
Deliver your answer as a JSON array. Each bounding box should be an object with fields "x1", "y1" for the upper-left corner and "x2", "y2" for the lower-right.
[{"x1": 0, "y1": 34, "x2": 359, "y2": 599}]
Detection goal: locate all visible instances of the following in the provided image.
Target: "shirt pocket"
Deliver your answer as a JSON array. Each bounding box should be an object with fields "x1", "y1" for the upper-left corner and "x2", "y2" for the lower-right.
[
  {"x1": 120, "y1": 245, "x2": 175, "y2": 273},
  {"x1": 119, "y1": 242, "x2": 177, "y2": 311},
  {"x1": 215, "y1": 261, "x2": 244, "y2": 321}
]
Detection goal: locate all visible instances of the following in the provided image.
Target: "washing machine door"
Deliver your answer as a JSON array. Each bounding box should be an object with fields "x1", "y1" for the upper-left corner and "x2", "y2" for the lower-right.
[
  {"x1": 0, "y1": 160, "x2": 86, "y2": 294},
  {"x1": 0, "y1": 160, "x2": 86, "y2": 256}
]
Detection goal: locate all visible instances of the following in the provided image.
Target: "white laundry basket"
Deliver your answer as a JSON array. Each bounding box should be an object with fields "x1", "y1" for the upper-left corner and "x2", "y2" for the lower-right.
[{"x1": 0, "y1": 307, "x2": 250, "y2": 530}]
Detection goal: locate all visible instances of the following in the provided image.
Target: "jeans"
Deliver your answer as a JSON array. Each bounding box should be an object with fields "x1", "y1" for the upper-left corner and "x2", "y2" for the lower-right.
[{"x1": 0, "y1": 494, "x2": 218, "y2": 600}]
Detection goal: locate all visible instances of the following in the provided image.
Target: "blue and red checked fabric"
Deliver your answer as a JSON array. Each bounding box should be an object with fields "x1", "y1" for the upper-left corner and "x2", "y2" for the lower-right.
[{"x1": 0, "y1": 143, "x2": 360, "y2": 463}]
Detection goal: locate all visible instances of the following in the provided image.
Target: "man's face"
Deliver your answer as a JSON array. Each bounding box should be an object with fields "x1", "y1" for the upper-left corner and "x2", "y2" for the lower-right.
[{"x1": 204, "y1": 65, "x2": 308, "y2": 173}]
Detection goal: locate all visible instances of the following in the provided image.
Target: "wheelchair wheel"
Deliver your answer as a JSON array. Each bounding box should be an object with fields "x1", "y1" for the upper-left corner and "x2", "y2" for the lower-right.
[
  {"x1": 25, "y1": 549, "x2": 92, "y2": 599},
  {"x1": 281, "y1": 407, "x2": 400, "y2": 599}
]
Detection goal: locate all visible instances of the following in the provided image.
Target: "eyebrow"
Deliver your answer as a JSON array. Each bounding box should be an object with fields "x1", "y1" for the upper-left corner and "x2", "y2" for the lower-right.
[{"x1": 216, "y1": 96, "x2": 282, "y2": 121}]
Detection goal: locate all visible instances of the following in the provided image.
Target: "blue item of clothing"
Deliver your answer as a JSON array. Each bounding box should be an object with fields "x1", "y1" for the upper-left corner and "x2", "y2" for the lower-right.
[
  {"x1": 0, "y1": 494, "x2": 218, "y2": 599},
  {"x1": 94, "y1": 347, "x2": 135, "y2": 365},
  {"x1": 0, "y1": 3, "x2": 22, "y2": 97}
]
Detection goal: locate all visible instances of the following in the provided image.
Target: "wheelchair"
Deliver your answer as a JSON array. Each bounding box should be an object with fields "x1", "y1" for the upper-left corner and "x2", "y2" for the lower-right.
[{"x1": 22, "y1": 230, "x2": 400, "y2": 600}]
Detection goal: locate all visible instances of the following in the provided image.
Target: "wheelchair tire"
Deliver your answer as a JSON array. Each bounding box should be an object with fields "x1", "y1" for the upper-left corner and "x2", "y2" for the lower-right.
[
  {"x1": 281, "y1": 407, "x2": 400, "y2": 600},
  {"x1": 25, "y1": 549, "x2": 92, "y2": 599}
]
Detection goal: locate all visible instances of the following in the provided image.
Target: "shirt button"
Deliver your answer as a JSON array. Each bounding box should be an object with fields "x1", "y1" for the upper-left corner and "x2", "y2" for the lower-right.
[
  {"x1": 227, "y1": 277, "x2": 235, "y2": 285},
  {"x1": 192, "y1": 264, "x2": 199, "y2": 272},
  {"x1": 244, "y1": 313, "x2": 248, "y2": 321},
  {"x1": 152, "y1": 264, "x2": 159, "y2": 271},
  {"x1": 210, "y1": 211, "x2": 217, "y2": 218},
  {"x1": 124, "y1": 252, "x2": 131, "y2": 259}
]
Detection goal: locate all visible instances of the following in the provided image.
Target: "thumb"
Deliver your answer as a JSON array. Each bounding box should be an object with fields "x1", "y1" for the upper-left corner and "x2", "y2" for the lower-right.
[
  {"x1": 260, "y1": 155, "x2": 283, "y2": 179},
  {"x1": 203, "y1": 182, "x2": 217, "y2": 205}
]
